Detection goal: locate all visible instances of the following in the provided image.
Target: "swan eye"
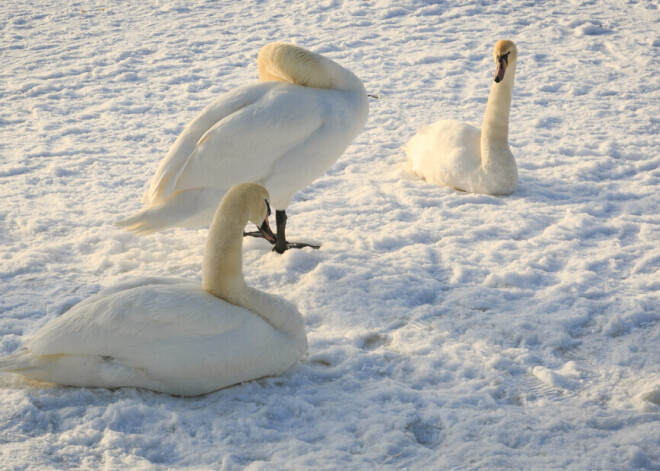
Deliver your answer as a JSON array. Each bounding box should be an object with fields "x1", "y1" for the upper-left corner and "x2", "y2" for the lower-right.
[
  {"x1": 265, "y1": 199, "x2": 271, "y2": 217},
  {"x1": 499, "y1": 51, "x2": 510, "y2": 64}
]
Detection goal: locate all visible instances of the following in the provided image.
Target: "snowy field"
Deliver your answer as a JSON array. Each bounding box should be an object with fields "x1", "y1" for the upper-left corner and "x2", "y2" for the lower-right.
[{"x1": 1, "y1": 0, "x2": 659, "y2": 469}]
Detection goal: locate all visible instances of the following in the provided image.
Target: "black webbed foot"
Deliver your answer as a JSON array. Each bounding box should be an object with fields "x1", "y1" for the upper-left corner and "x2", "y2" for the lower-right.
[
  {"x1": 273, "y1": 240, "x2": 320, "y2": 254},
  {"x1": 243, "y1": 209, "x2": 320, "y2": 253}
]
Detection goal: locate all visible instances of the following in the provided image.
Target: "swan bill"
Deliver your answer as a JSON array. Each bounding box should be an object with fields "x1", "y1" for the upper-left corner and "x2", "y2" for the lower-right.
[
  {"x1": 259, "y1": 219, "x2": 276, "y2": 242},
  {"x1": 494, "y1": 54, "x2": 508, "y2": 83}
]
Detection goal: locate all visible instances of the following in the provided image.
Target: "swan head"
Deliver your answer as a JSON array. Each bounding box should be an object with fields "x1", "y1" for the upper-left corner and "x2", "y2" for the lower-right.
[
  {"x1": 244, "y1": 183, "x2": 276, "y2": 242},
  {"x1": 223, "y1": 183, "x2": 276, "y2": 242},
  {"x1": 493, "y1": 40, "x2": 517, "y2": 83},
  {"x1": 258, "y1": 42, "x2": 335, "y2": 89},
  {"x1": 257, "y1": 42, "x2": 366, "y2": 94},
  {"x1": 203, "y1": 183, "x2": 275, "y2": 299}
]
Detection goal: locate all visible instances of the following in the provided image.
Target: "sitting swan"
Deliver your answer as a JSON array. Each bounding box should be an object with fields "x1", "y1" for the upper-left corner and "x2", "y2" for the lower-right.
[
  {"x1": 0, "y1": 183, "x2": 308, "y2": 396},
  {"x1": 404, "y1": 40, "x2": 519, "y2": 195},
  {"x1": 118, "y1": 42, "x2": 369, "y2": 253}
]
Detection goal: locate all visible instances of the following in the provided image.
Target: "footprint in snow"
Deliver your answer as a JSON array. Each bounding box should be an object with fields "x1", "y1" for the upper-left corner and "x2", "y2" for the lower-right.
[{"x1": 361, "y1": 333, "x2": 391, "y2": 350}]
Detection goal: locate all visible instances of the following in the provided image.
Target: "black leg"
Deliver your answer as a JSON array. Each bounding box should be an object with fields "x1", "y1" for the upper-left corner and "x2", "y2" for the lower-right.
[
  {"x1": 274, "y1": 210, "x2": 288, "y2": 254},
  {"x1": 273, "y1": 210, "x2": 320, "y2": 254}
]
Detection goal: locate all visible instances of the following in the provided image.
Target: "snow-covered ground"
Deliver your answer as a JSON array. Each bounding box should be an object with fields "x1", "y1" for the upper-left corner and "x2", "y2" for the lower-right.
[{"x1": 1, "y1": 0, "x2": 659, "y2": 469}]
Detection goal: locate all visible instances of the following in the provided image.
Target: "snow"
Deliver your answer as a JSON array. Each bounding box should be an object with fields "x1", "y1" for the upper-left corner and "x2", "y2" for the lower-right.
[{"x1": 1, "y1": 0, "x2": 659, "y2": 469}]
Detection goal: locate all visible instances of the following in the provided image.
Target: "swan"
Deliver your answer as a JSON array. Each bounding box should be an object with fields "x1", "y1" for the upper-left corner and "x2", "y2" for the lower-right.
[
  {"x1": 0, "y1": 183, "x2": 308, "y2": 396},
  {"x1": 118, "y1": 42, "x2": 369, "y2": 253},
  {"x1": 404, "y1": 40, "x2": 519, "y2": 195}
]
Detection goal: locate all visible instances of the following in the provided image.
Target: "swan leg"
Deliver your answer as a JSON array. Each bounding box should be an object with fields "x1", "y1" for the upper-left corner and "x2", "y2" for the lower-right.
[
  {"x1": 242, "y1": 211, "x2": 319, "y2": 253},
  {"x1": 273, "y1": 210, "x2": 320, "y2": 254}
]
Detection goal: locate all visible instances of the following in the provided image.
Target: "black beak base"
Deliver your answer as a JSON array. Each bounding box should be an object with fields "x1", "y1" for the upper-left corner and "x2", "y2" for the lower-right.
[
  {"x1": 494, "y1": 52, "x2": 510, "y2": 83},
  {"x1": 258, "y1": 219, "x2": 276, "y2": 243}
]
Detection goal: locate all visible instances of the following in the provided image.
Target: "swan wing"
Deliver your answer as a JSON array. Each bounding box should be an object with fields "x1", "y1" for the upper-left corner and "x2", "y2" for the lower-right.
[
  {"x1": 406, "y1": 120, "x2": 482, "y2": 179},
  {"x1": 16, "y1": 281, "x2": 305, "y2": 395},
  {"x1": 146, "y1": 85, "x2": 269, "y2": 203},
  {"x1": 24, "y1": 283, "x2": 251, "y2": 362},
  {"x1": 148, "y1": 83, "x2": 324, "y2": 203}
]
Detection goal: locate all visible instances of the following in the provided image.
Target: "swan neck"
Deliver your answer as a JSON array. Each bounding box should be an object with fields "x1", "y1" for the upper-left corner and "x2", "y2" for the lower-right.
[
  {"x1": 481, "y1": 63, "x2": 515, "y2": 162},
  {"x1": 329, "y1": 65, "x2": 367, "y2": 93},
  {"x1": 202, "y1": 205, "x2": 247, "y2": 300},
  {"x1": 258, "y1": 43, "x2": 365, "y2": 93},
  {"x1": 201, "y1": 196, "x2": 304, "y2": 341}
]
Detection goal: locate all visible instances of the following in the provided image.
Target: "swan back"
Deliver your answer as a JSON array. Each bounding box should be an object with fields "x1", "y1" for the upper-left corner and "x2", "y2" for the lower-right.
[
  {"x1": 257, "y1": 42, "x2": 364, "y2": 92},
  {"x1": 3, "y1": 281, "x2": 306, "y2": 396}
]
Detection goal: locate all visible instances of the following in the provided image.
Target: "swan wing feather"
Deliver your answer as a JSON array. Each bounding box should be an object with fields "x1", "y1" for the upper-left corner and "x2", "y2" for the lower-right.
[
  {"x1": 24, "y1": 283, "x2": 254, "y2": 361},
  {"x1": 148, "y1": 83, "x2": 324, "y2": 203},
  {"x1": 146, "y1": 84, "x2": 274, "y2": 203}
]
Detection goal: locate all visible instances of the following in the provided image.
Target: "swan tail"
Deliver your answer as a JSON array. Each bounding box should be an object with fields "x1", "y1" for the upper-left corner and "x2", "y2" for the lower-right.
[
  {"x1": 116, "y1": 189, "x2": 228, "y2": 234},
  {"x1": 0, "y1": 350, "x2": 37, "y2": 373},
  {"x1": 116, "y1": 206, "x2": 171, "y2": 235}
]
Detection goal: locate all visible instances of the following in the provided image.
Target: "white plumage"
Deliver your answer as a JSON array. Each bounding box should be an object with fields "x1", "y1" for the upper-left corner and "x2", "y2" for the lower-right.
[
  {"x1": 0, "y1": 184, "x2": 308, "y2": 396},
  {"x1": 118, "y1": 42, "x2": 368, "y2": 252},
  {"x1": 405, "y1": 40, "x2": 519, "y2": 195}
]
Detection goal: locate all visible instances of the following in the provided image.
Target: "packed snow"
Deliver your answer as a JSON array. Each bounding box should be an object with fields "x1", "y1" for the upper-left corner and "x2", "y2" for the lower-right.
[{"x1": 1, "y1": 0, "x2": 659, "y2": 469}]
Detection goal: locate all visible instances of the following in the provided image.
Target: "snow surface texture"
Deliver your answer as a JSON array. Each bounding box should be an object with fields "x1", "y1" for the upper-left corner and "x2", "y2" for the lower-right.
[{"x1": 1, "y1": 1, "x2": 659, "y2": 469}]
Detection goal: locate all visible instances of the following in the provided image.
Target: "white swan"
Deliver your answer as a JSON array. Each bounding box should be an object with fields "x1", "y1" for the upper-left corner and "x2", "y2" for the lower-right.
[
  {"x1": 404, "y1": 40, "x2": 519, "y2": 195},
  {"x1": 118, "y1": 42, "x2": 369, "y2": 253},
  {"x1": 0, "y1": 183, "x2": 308, "y2": 396}
]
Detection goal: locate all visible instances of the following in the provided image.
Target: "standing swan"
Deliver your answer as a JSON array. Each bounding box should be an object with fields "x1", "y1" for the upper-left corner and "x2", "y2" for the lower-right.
[
  {"x1": 0, "y1": 184, "x2": 308, "y2": 396},
  {"x1": 118, "y1": 42, "x2": 369, "y2": 253},
  {"x1": 404, "y1": 40, "x2": 519, "y2": 195}
]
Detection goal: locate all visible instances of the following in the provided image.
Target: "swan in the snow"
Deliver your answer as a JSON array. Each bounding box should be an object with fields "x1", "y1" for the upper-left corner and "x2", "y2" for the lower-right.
[
  {"x1": 0, "y1": 183, "x2": 308, "y2": 396},
  {"x1": 404, "y1": 40, "x2": 519, "y2": 195},
  {"x1": 118, "y1": 42, "x2": 369, "y2": 253}
]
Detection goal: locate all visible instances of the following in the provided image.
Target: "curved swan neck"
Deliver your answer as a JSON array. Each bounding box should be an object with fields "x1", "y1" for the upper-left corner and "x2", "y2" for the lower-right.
[
  {"x1": 202, "y1": 217, "x2": 304, "y2": 339},
  {"x1": 202, "y1": 200, "x2": 248, "y2": 299},
  {"x1": 201, "y1": 185, "x2": 304, "y2": 340},
  {"x1": 481, "y1": 61, "x2": 516, "y2": 162},
  {"x1": 257, "y1": 42, "x2": 365, "y2": 93}
]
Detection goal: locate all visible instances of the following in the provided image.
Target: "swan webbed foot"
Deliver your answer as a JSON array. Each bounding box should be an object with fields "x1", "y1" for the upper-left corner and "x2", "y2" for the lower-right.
[
  {"x1": 273, "y1": 240, "x2": 320, "y2": 253},
  {"x1": 242, "y1": 231, "x2": 320, "y2": 252}
]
